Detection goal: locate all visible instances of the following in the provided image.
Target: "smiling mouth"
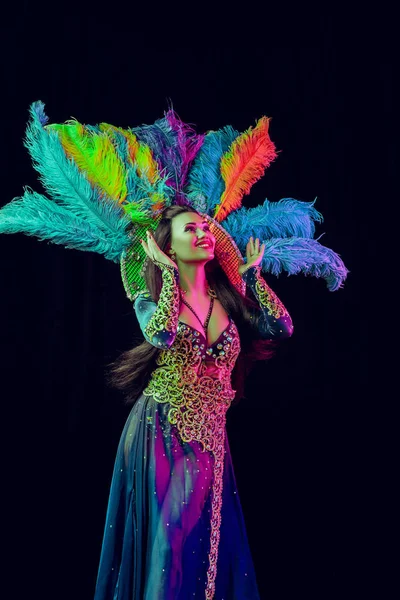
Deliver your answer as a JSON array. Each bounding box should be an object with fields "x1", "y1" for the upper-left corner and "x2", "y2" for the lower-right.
[{"x1": 196, "y1": 242, "x2": 213, "y2": 249}]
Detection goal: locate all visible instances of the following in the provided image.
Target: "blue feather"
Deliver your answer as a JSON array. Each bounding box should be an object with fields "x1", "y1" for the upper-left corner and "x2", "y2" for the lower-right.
[
  {"x1": 242, "y1": 237, "x2": 349, "y2": 291},
  {"x1": 222, "y1": 198, "x2": 323, "y2": 240},
  {"x1": 0, "y1": 188, "x2": 130, "y2": 262},
  {"x1": 184, "y1": 126, "x2": 240, "y2": 213}
]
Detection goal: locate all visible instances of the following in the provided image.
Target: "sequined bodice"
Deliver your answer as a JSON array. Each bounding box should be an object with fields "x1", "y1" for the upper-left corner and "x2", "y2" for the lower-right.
[{"x1": 178, "y1": 317, "x2": 238, "y2": 358}]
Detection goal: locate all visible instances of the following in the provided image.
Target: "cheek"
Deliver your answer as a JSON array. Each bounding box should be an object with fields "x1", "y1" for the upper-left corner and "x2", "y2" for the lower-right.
[{"x1": 174, "y1": 235, "x2": 195, "y2": 254}]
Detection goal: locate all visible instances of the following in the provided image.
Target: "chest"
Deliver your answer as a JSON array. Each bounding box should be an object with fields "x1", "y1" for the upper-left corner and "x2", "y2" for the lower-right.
[{"x1": 178, "y1": 297, "x2": 230, "y2": 347}]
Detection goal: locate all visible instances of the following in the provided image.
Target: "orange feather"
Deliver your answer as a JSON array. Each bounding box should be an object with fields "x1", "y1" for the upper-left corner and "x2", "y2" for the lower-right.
[{"x1": 213, "y1": 117, "x2": 277, "y2": 222}]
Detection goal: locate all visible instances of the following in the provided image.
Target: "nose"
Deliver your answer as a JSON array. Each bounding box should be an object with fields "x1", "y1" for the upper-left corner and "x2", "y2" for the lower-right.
[{"x1": 195, "y1": 229, "x2": 213, "y2": 245}]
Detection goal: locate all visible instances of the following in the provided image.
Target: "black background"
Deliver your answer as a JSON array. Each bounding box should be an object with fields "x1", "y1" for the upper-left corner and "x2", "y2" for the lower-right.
[{"x1": 0, "y1": 4, "x2": 389, "y2": 599}]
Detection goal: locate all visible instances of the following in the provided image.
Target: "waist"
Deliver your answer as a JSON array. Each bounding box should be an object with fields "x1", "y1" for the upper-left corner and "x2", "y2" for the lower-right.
[
  {"x1": 143, "y1": 365, "x2": 235, "y2": 452},
  {"x1": 143, "y1": 364, "x2": 235, "y2": 402}
]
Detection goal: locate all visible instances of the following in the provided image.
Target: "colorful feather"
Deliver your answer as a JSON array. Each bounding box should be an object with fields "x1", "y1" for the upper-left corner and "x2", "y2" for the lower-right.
[
  {"x1": 165, "y1": 108, "x2": 204, "y2": 203},
  {"x1": 222, "y1": 198, "x2": 323, "y2": 241},
  {"x1": 135, "y1": 144, "x2": 159, "y2": 184},
  {"x1": 23, "y1": 101, "x2": 132, "y2": 239},
  {"x1": 48, "y1": 120, "x2": 128, "y2": 203},
  {"x1": 97, "y1": 123, "x2": 172, "y2": 217},
  {"x1": 99, "y1": 123, "x2": 161, "y2": 184},
  {"x1": 0, "y1": 188, "x2": 130, "y2": 262},
  {"x1": 132, "y1": 116, "x2": 179, "y2": 187},
  {"x1": 184, "y1": 126, "x2": 240, "y2": 214},
  {"x1": 98, "y1": 123, "x2": 139, "y2": 167},
  {"x1": 1, "y1": 101, "x2": 348, "y2": 297},
  {"x1": 133, "y1": 110, "x2": 204, "y2": 202},
  {"x1": 213, "y1": 117, "x2": 278, "y2": 222},
  {"x1": 248, "y1": 237, "x2": 348, "y2": 291}
]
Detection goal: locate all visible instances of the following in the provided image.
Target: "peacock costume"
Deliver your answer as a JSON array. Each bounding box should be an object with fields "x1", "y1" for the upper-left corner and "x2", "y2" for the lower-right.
[{"x1": 0, "y1": 102, "x2": 347, "y2": 599}]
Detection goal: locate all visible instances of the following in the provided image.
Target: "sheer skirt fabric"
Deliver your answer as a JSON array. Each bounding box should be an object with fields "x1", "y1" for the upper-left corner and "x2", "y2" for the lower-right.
[{"x1": 94, "y1": 393, "x2": 260, "y2": 599}]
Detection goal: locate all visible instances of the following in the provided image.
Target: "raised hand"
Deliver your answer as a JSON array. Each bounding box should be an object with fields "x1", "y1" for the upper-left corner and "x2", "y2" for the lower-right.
[
  {"x1": 238, "y1": 236, "x2": 265, "y2": 275},
  {"x1": 140, "y1": 230, "x2": 178, "y2": 270}
]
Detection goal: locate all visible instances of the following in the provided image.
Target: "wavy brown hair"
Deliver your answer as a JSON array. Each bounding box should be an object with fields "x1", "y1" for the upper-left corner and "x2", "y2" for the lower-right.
[{"x1": 106, "y1": 205, "x2": 276, "y2": 405}]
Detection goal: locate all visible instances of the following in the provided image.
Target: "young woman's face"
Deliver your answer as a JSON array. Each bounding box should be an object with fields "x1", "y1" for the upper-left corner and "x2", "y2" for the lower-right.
[{"x1": 169, "y1": 212, "x2": 215, "y2": 263}]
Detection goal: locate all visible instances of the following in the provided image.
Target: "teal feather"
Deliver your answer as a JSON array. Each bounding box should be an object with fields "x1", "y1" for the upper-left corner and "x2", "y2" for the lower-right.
[
  {"x1": 184, "y1": 126, "x2": 240, "y2": 214},
  {"x1": 0, "y1": 188, "x2": 130, "y2": 262},
  {"x1": 222, "y1": 198, "x2": 323, "y2": 240},
  {"x1": 24, "y1": 101, "x2": 132, "y2": 240}
]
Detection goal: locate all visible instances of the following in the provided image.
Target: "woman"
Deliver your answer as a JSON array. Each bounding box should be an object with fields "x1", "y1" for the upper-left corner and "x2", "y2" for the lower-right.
[
  {"x1": 94, "y1": 205, "x2": 293, "y2": 600},
  {"x1": 0, "y1": 101, "x2": 345, "y2": 598}
]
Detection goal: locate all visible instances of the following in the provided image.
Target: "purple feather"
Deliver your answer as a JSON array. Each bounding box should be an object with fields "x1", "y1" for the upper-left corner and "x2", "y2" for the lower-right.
[{"x1": 165, "y1": 109, "x2": 204, "y2": 204}]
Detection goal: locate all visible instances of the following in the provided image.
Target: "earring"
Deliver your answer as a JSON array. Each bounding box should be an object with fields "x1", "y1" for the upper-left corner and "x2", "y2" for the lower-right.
[{"x1": 170, "y1": 250, "x2": 176, "y2": 261}]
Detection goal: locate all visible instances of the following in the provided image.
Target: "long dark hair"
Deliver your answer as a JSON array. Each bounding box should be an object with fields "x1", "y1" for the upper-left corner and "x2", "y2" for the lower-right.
[{"x1": 106, "y1": 205, "x2": 276, "y2": 405}]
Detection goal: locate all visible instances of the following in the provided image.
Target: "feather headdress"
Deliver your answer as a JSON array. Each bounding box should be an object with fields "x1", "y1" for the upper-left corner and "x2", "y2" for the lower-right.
[{"x1": 0, "y1": 101, "x2": 348, "y2": 298}]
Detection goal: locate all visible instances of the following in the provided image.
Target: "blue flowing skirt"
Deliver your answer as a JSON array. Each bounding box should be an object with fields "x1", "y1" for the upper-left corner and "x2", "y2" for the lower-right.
[{"x1": 94, "y1": 393, "x2": 260, "y2": 599}]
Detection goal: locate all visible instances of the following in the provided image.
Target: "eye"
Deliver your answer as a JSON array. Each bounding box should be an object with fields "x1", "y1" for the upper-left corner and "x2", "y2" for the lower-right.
[{"x1": 185, "y1": 224, "x2": 210, "y2": 232}]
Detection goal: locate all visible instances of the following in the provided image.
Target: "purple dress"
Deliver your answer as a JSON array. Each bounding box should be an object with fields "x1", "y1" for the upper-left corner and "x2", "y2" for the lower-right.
[{"x1": 94, "y1": 264, "x2": 293, "y2": 599}]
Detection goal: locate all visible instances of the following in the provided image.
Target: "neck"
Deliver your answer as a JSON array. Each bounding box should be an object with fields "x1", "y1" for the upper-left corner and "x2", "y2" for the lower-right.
[{"x1": 177, "y1": 262, "x2": 208, "y2": 296}]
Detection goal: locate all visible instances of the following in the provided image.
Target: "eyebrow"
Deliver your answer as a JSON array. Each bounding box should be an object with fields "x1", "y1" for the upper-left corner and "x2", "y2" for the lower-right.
[{"x1": 183, "y1": 221, "x2": 209, "y2": 228}]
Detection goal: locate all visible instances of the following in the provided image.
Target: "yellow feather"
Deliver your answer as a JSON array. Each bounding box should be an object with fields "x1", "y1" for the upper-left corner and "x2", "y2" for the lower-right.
[{"x1": 50, "y1": 121, "x2": 128, "y2": 203}]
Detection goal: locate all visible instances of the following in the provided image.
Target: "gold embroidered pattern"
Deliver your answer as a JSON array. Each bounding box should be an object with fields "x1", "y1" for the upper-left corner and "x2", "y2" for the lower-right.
[
  {"x1": 206, "y1": 446, "x2": 224, "y2": 600},
  {"x1": 143, "y1": 260, "x2": 180, "y2": 342},
  {"x1": 253, "y1": 265, "x2": 289, "y2": 319},
  {"x1": 142, "y1": 321, "x2": 241, "y2": 600}
]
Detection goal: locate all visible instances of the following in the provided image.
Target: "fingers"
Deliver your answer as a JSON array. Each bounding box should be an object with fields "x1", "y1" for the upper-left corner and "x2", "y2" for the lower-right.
[
  {"x1": 140, "y1": 239, "x2": 151, "y2": 259},
  {"x1": 141, "y1": 230, "x2": 171, "y2": 266},
  {"x1": 145, "y1": 231, "x2": 155, "y2": 260},
  {"x1": 248, "y1": 236, "x2": 260, "y2": 254},
  {"x1": 140, "y1": 231, "x2": 155, "y2": 260},
  {"x1": 247, "y1": 237, "x2": 265, "y2": 261}
]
